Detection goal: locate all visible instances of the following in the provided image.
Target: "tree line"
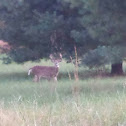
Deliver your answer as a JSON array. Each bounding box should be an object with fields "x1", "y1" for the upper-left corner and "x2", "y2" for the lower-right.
[{"x1": 0, "y1": 0, "x2": 126, "y2": 75}]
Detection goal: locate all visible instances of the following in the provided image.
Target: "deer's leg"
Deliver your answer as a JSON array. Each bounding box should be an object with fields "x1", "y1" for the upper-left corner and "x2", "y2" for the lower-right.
[
  {"x1": 54, "y1": 77, "x2": 57, "y2": 81},
  {"x1": 33, "y1": 75, "x2": 38, "y2": 82},
  {"x1": 47, "y1": 78, "x2": 51, "y2": 81},
  {"x1": 38, "y1": 76, "x2": 41, "y2": 82},
  {"x1": 47, "y1": 76, "x2": 52, "y2": 81}
]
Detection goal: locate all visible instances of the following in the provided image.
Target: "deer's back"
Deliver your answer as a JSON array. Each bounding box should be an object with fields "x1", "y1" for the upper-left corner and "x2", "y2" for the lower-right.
[{"x1": 32, "y1": 66, "x2": 58, "y2": 77}]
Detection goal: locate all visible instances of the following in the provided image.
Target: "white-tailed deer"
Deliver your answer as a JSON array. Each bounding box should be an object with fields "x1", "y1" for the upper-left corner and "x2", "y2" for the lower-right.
[{"x1": 28, "y1": 53, "x2": 62, "y2": 82}]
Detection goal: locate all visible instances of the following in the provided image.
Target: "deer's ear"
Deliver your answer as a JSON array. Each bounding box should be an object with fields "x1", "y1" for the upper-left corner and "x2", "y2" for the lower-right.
[
  {"x1": 59, "y1": 53, "x2": 62, "y2": 58},
  {"x1": 58, "y1": 53, "x2": 62, "y2": 62},
  {"x1": 50, "y1": 54, "x2": 55, "y2": 63},
  {"x1": 49, "y1": 54, "x2": 53, "y2": 59}
]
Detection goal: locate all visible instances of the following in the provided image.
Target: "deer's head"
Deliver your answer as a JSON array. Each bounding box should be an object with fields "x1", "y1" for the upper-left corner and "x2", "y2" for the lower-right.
[{"x1": 50, "y1": 53, "x2": 62, "y2": 67}]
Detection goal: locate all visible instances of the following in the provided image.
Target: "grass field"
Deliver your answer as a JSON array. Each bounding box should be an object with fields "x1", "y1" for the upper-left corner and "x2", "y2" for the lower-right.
[{"x1": 0, "y1": 60, "x2": 126, "y2": 126}]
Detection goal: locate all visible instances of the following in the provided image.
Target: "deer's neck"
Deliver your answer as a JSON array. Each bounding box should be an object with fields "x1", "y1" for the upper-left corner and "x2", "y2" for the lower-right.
[{"x1": 55, "y1": 63, "x2": 59, "y2": 68}]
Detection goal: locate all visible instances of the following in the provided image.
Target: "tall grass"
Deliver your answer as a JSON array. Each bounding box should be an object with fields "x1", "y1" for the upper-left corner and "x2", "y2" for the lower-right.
[{"x1": 0, "y1": 60, "x2": 126, "y2": 125}]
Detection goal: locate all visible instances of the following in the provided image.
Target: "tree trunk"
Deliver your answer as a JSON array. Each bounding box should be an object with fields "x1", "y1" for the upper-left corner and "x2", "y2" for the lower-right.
[{"x1": 111, "y1": 62, "x2": 123, "y2": 75}]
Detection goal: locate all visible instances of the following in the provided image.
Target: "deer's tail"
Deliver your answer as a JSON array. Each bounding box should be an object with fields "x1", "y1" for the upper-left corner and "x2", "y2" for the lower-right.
[{"x1": 28, "y1": 68, "x2": 32, "y2": 75}]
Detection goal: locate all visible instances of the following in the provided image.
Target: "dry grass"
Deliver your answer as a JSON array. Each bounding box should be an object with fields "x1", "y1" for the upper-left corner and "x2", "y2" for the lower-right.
[
  {"x1": 0, "y1": 95, "x2": 126, "y2": 126},
  {"x1": 0, "y1": 60, "x2": 126, "y2": 125}
]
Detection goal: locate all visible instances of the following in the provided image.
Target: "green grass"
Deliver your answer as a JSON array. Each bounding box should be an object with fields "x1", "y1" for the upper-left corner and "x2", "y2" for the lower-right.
[{"x1": 0, "y1": 60, "x2": 126, "y2": 125}]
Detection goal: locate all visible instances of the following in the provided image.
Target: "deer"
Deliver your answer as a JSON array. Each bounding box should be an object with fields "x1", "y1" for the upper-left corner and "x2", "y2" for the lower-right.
[{"x1": 28, "y1": 53, "x2": 62, "y2": 82}]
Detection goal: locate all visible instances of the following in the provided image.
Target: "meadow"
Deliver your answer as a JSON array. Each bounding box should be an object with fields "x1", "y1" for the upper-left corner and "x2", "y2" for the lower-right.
[{"x1": 0, "y1": 60, "x2": 126, "y2": 126}]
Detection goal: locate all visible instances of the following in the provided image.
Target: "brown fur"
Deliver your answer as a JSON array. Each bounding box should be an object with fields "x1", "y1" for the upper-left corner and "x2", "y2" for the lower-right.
[
  {"x1": 29, "y1": 66, "x2": 59, "y2": 82},
  {"x1": 28, "y1": 53, "x2": 62, "y2": 82}
]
